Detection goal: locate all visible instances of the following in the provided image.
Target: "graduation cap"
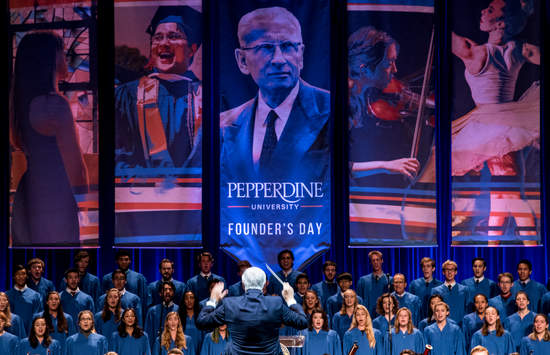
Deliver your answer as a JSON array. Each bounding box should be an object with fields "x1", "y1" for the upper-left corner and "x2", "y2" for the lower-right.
[{"x1": 146, "y1": 6, "x2": 202, "y2": 46}]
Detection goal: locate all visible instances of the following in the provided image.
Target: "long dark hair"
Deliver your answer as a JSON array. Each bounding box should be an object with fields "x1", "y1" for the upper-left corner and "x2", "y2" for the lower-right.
[
  {"x1": 308, "y1": 308, "x2": 329, "y2": 332},
  {"x1": 117, "y1": 308, "x2": 144, "y2": 338},
  {"x1": 43, "y1": 291, "x2": 69, "y2": 334},
  {"x1": 29, "y1": 317, "x2": 52, "y2": 348},
  {"x1": 178, "y1": 290, "x2": 200, "y2": 331},
  {"x1": 11, "y1": 31, "x2": 64, "y2": 150},
  {"x1": 101, "y1": 288, "x2": 122, "y2": 323}
]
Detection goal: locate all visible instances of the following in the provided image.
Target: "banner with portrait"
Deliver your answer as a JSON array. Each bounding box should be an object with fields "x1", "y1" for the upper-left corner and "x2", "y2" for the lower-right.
[
  {"x1": 450, "y1": 0, "x2": 541, "y2": 246},
  {"x1": 114, "y1": 0, "x2": 202, "y2": 247},
  {"x1": 219, "y1": 1, "x2": 331, "y2": 269},
  {"x1": 348, "y1": 0, "x2": 437, "y2": 247},
  {"x1": 9, "y1": 0, "x2": 99, "y2": 247}
]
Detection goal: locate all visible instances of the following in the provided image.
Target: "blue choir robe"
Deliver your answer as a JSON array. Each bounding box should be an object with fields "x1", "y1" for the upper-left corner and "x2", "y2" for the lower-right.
[
  {"x1": 331, "y1": 312, "x2": 353, "y2": 342},
  {"x1": 471, "y1": 329, "x2": 514, "y2": 355},
  {"x1": 419, "y1": 316, "x2": 456, "y2": 333},
  {"x1": 147, "y1": 279, "x2": 186, "y2": 307},
  {"x1": 266, "y1": 270, "x2": 301, "y2": 296},
  {"x1": 294, "y1": 293, "x2": 304, "y2": 306},
  {"x1": 153, "y1": 336, "x2": 195, "y2": 355},
  {"x1": 32, "y1": 311, "x2": 77, "y2": 351},
  {"x1": 102, "y1": 270, "x2": 148, "y2": 313},
  {"x1": 110, "y1": 332, "x2": 151, "y2": 355},
  {"x1": 326, "y1": 292, "x2": 365, "y2": 319},
  {"x1": 184, "y1": 315, "x2": 205, "y2": 354},
  {"x1": 386, "y1": 328, "x2": 424, "y2": 355},
  {"x1": 311, "y1": 281, "x2": 339, "y2": 311},
  {"x1": 6, "y1": 287, "x2": 43, "y2": 330},
  {"x1": 343, "y1": 328, "x2": 383, "y2": 355},
  {"x1": 186, "y1": 274, "x2": 226, "y2": 303},
  {"x1": 372, "y1": 315, "x2": 395, "y2": 335},
  {"x1": 391, "y1": 291, "x2": 422, "y2": 325},
  {"x1": 489, "y1": 295, "x2": 517, "y2": 319},
  {"x1": 227, "y1": 281, "x2": 244, "y2": 297},
  {"x1": 0, "y1": 332, "x2": 18, "y2": 354},
  {"x1": 423, "y1": 321, "x2": 466, "y2": 355},
  {"x1": 18, "y1": 338, "x2": 61, "y2": 355},
  {"x1": 6, "y1": 313, "x2": 27, "y2": 338},
  {"x1": 519, "y1": 335, "x2": 550, "y2": 355},
  {"x1": 59, "y1": 290, "x2": 94, "y2": 328},
  {"x1": 94, "y1": 310, "x2": 120, "y2": 337},
  {"x1": 461, "y1": 277, "x2": 499, "y2": 312},
  {"x1": 409, "y1": 278, "x2": 443, "y2": 320},
  {"x1": 200, "y1": 332, "x2": 228, "y2": 355},
  {"x1": 28, "y1": 277, "x2": 55, "y2": 302},
  {"x1": 65, "y1": 332, "x2": 108, "y2": 355},
  {"x1": 357, "y1": 274, "x2": 392, "y2": 316},
  {"x1": 302, "y1": 329, "x2": 342, "y2": 355},
  {"x1": 144, "y1": 303, "x2": 178, "y2": 348},
  {"x1": 431, "y1": 284, "x2": 470, "y2": 326},
  {"x1": 98, "y1": 290, "x2": 142, "y2": 325},
  {"x1": 462, "y1": 312, "x2": 484, "y2": 351},
  {"x1": 60, "y1": 273, "x2": 101, "y2": 305},
  {"x1": 538, "y1": 292, "x2": 550, "y2": 315},
  {"x1": 512, "y1": 280, "x2": 546, "y2": 313},
  {"x1": 505, "y1": 312, "x2": 535, "y2": 351}
]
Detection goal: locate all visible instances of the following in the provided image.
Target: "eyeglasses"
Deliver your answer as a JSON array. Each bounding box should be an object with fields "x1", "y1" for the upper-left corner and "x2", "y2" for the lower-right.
[
  {"x1": 152, "y1": 32, "x2": 187, "y2": 44},
  {"x1": 241, "y1": 41, "x2": 302, "y2": 56}
]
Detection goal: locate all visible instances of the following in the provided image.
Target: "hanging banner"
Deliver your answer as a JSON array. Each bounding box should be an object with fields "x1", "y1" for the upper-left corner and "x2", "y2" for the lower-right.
[
  {"x1": 114, "y1": 0, "x2": 202, "y2": 247},
  {"x1": 348, "y1": 0, "x2": 437, "y2": 246},
  {"x1": 219, "y1": 1, "x2": 331, "y2": 268},
  {"x1": 450, "y1": 0, "x2": 541, "y2": 246},
  {"x1": 9, "y1": 0, "x2": 99, "y2": 247}
]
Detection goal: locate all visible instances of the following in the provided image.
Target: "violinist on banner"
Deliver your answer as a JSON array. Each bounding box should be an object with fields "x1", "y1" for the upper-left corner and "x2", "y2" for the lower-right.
[{"x1": 348, "y1": 26, "x2": 422, "y2": 182}]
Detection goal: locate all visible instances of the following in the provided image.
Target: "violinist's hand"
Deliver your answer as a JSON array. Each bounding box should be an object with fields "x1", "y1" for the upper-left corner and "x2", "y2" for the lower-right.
[{"x1": 385, "y1": 158, "x2": 420, "y2": 179}]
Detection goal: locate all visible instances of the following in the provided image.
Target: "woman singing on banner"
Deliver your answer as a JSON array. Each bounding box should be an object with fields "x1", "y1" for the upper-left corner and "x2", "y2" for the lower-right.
[
  {"x1": 451, "y1": 0, "x2": 540, "y2": 240},
  {"x1": 10, "y1": 31, "x2": 89, "y2": 246}
]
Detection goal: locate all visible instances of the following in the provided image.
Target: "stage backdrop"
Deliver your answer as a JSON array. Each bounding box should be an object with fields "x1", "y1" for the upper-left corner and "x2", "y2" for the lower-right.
[
  {"x1": 8, "y1": 0, "x2": 99, "y2": 247},
  {"x1": 348, "y1": 0, "x2": 437, "y2": 246},
  {"x1": 113, "y1": 0, "x2": 203, "y2": 247},
  {"x1": 218, "y1": 0, "x2": 331, "y2": 269},
  {"x1": 450, "y1": 0, "x2": 541, "y2": 246}
]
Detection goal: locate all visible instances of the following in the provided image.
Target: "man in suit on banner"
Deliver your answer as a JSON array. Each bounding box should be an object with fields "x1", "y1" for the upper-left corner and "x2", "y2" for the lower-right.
[
  {"x1": 197, "y1": 266, "x2": 308, "y2": 354},
  {"x1": 220, "y1": 6, "x2": 330, "y2": 181}
]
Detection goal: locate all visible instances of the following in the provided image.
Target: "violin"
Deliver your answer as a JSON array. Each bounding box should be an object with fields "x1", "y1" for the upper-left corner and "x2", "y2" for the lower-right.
[{"x1": 366, "y1": 78, "x2": 435, "y2": 123}]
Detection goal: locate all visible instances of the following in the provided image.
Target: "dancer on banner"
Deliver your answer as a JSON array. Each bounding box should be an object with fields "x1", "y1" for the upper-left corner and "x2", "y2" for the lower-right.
[
  {"x1": 451, "y1": 0, "x2": 540, "y2": 240},
  {"x1": 10, "y1": 31, "x2": 89, "y2": 246}
]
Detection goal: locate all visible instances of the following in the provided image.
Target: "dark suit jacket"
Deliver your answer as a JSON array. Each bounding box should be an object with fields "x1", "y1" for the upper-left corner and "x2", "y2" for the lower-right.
[
  {"x1": 196, "y1": 289, "x2": 308, "y2": 354},
  {"x1": 220, "y1": 80, "x2": 330, "y2": 181}
]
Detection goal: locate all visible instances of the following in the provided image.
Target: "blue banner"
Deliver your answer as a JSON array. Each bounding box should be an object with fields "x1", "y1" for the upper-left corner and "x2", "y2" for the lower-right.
[
  {"x1": 347, "y1": 1, "x2": 437, "y2": 246},
  {"x1": 114, "y1": 1, "x2": 203, "y2": 247},
  {"x1": 219, "y1": 1, "x2": 331, "y2": 269}
]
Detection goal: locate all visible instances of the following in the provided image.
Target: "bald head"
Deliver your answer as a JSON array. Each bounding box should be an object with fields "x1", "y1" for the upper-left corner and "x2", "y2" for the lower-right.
[
  {"x1": 242, "y1": 266, "x2": 266, "y2": 291},
  {"x1": 237, "y1": 7, "x2": 302, "y2": 47}
]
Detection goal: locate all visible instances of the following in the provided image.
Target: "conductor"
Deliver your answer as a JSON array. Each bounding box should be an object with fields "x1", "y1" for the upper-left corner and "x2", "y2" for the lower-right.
[{"x1": 197, "y1": 266, "x2": 308, "y2": 354}]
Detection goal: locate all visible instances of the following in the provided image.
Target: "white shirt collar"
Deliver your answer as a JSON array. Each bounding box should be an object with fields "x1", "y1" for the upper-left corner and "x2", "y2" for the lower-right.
[
  {"x1": 14, "y1": 285, "x2": 27, "y2": 292},
  {"x1": 282, "y1": 269, "x2": 293, "y2": 278},
  {"x1": 252, "y1": 82, "x2": 300, "y2": 163},
  {"x1": 444, "y1": 281, "x2": 456, "y2": 288},
  {"x1": 119, "y1": 288, "x2": 126, "y2": 296},
  {"x1": 66, "y1": 287, "x2": 80, "y2": 294},
  {"x1": 474, "y1": 276, "x2": 485, "y2": 282},
  {"x1": 519, "y1": 278, "x2": 530, "y2": 284},
  {"x1": 200, "y1": 272, "x2": 212, "y2": 278},
  {"x1": 424, "y1": 277, "x2": 433, "y2": 283}
]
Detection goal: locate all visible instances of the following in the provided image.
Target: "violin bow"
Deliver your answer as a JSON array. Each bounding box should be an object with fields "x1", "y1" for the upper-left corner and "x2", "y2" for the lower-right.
[{"x1": 410, "y1": 25, "x2": 435, "y2": 159}]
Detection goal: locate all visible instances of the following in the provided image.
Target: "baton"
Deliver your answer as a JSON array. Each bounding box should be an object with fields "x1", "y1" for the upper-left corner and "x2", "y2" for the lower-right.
[{"x1": 265, "y1": 264, "x2": 285, "y2": 285}]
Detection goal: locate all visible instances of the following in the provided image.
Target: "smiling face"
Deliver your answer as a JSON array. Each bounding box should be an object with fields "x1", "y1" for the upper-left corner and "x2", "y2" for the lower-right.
[
  {"x1": 534, "y1": 315, "x2": 548, "y2": 334},
  {"x1": 443, "y1": 266, "x2": 457, "y2": 283},
  {"x1": 0, "y1": 294, "x2": 9, "y2": 312},
  {"x1": 151, "y1": 22, "x2": 195, "y2": 74},
  {"x1": 304, "y1": 292, "x2": 318, "y2": 309},
  {"x1": 116, "y1": 255, "x2": 131, "y2": 271},
  {"x1": 480, "y1": 0, "x2": 506, "y2": 32},
  {"x1": 14, "y1": 269, "x2": 27, "y2": 288}
]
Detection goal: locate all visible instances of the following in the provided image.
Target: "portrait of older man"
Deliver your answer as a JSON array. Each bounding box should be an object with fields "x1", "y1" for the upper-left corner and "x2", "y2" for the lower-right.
[{"x1": 220, "y1": 6, "x2": 330, "y2": 181}]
